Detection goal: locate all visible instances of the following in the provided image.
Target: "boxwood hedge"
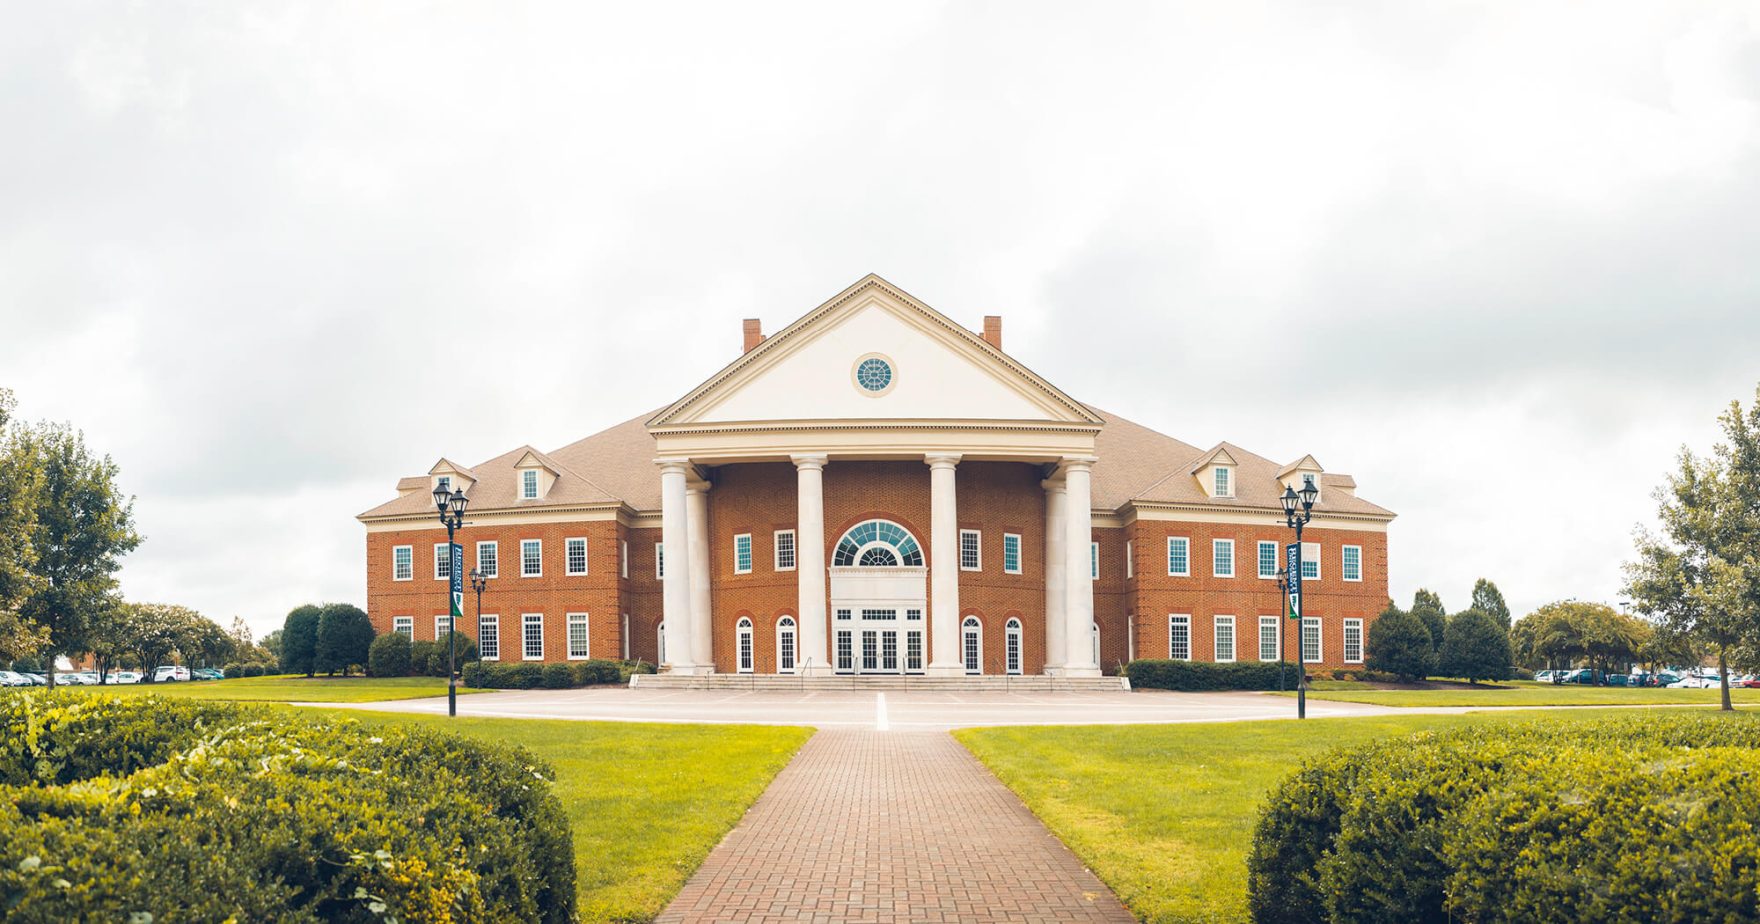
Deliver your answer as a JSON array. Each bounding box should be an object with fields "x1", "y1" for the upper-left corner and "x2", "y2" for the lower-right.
[
  {"x1": 0, "y1": 692, "x2": 575, "y2": 923},
  {"x1": 462, "y1": 659, "x2": 654, "y2": 690},
  {"x1": 1248, "y1": 712, "x2": 1760, "y2": 924},
  {"x1": 1124, "y1": 659, "x2": 1300, "y2": 691}
]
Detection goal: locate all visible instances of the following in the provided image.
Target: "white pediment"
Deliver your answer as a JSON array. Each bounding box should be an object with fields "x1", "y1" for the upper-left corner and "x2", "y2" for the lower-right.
[{"x1": 653, "y1": 275, "x2": 1099, "y2": 428}]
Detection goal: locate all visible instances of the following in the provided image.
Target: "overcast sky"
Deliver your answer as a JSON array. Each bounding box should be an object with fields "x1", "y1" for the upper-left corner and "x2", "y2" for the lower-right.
[{"x1": 4, "y1": 2, "x2": 1758, "y2": 638}]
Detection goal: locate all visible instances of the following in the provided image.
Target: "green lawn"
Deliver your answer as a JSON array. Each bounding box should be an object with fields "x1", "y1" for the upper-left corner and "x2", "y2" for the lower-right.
[
  {"x1": 329, "y1": 710, "x2": 812, "y2": 922},
  {"x1": 955, "y1": 708, "x2": 1719, "y2": 924},
  {"x1": 1280, "y1": 679, "x2": 1760, "y2": 707},
  {"x1": 56, "y1": 675, "x2": 485, "y2": 702}
]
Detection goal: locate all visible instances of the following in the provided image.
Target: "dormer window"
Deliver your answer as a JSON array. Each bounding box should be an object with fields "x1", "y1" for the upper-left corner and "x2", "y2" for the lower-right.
[
  {"x1": 1301, "y1": 472, "x2": 1321, "y2": 503},
  {"x1": 1214, "y1": 467, "x2": 1232, "y2": 497},
  {"x1": 437, "y1": 476, "x2": 451, "y2": 494},
  {"x1": 521, "y1": 469, "x2": 539, "y2": 500}
]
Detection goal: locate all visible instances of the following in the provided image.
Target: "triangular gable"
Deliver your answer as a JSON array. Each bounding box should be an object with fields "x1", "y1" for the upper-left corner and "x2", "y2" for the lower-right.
[
  {"x1": 428, "y1": 458, "x2": 476, "y2": 478},
  {"x1": 1188, "y1": 444, "x2": 1240, "y2": 474},
  {"x1": 1277, "y1": 454, "x2": 1323, "y2": 478},
  {"x1": 512, "y1": 449, "x2": 558, "y2": 474},
  {"x1": 650, "y1": 274, "x2": 1101, "y2": 428}
]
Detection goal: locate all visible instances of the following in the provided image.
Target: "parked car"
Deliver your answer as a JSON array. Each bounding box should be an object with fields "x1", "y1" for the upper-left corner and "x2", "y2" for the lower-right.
[
  {"x1": 153, "y1": 665, "x2": 191, "y2": 683},
  {"x1": 1739, "y1": 676, "x2": 1760, "y2": 689},
  {"x1": 21, "y1": 673, "x2": 47, "y2": 686},
  {"x1": 1534, "y1": 669, "x2": 1558, "y2": 683},
  {"x1": 1604, "y1": 673, "x2": 1633, "y2": 687},
  {"x1": 191, "y1": 668, "x2": 224, "y2": 681},
  {"x1": 1668, "y1": 675, "x2": 1718, "y2": 689},
  {"x1": 105, "y1": 671, "x2": 142, "y2": 684},
  {"x1": 52, "y1": 672, "x2": 87, "y2": 685},
  {"x1": 1561, "y1": 668, "x2": 1602, "y2": 685},
  {"x1": 0, "y1": 670, "x2": 30, "y2": 687}
]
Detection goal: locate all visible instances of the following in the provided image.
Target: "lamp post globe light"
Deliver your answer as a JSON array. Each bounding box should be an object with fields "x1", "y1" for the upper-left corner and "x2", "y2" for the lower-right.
[
  {"x1": 1278, "y1": 481, "x2": 1319, "y2": 719},
  {"x1": 470, "y1": 566, "x2": 487, "y2": 677},
  {"x1": 433, "y1": 483, "x2": 469, "y2": 717}
]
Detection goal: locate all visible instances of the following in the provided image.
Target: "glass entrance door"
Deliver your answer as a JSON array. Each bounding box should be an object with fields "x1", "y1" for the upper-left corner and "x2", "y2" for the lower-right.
[{"x1": 833, "y1": 607, "x2": 917, "y2": 674}]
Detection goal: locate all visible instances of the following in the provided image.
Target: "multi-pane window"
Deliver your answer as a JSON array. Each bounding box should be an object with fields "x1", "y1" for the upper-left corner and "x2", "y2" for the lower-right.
[
  {"x1": 1005, "y1": 619, "x2": 1022, "y2": 674},
  {"x1": 521, "y1": 539, "x2": 542, "y2": 577},
  {"x1": 567, "y1": 613, "x2": 589, "y2": 660},
  {"x1": 775, "y1": 530, "x2": 796, "y2": 571},
  {"x1": 522, "y1": 614, "x2": 544, "y2": 660},
  {"x1": 1091, "y1": 542, "x2": 1099, "y2": 579},
  {"x1": 655, "y1": 542, "x2": 665, "y2": 579},
  {"x1": 1342, "y1": 545, "x2": 1362, "y2": 582},
  {"x1": 1214, "y1": 467, "x2": 1231, "y2": 497},
  {"x1": 478, "y1": 614, "x2": 499, "y2": 660},
  {"x1": 434, "y1": 542, "x2": 451, "y2": 580},
  {"x1": 1302, "y1": 616, "x2": 1322, "y2": 663},
  {"x1": 621, "y1": 541, "x2": 628, "y2": 578},
  {"x1": 566, "y1": 537, "x2": 588, "y2": 576},
  {"x1": 434, "y1": 615, "x2": 451, "y2": 639},
  {"x1": 477, "y1": 541, "x2": 498, "y2": 579},
  {"x1": 737, "y1": 618, "x2": 753, "y2": 673},
  {"x1": 1343, "y1": 618, "x2": 1364, "y2": 663},
  {"x1": 1126, "y1": 540, "x2": 1134, "y2": 579},
  {"x1": 1213, "y1": 539, "x2": 1235, "y2": 578},
  {"x1": 777, "y1": 617, "x2": 796, "y2": 673},
  {"x1": 734, "y1": 534, "x2": 753, "y2": 574},
  {"x1": 960, "y1": 530, "x2": 981, "y2": 571},
  {"x1": 393, "y1": 546, "x2": 413, "y2": 581},
  {"x1": 1259, "y1": 541, "x2": 1278, "y2": 579},
  {"x1": 1169, "y1": 614, "x2": 1191, "y2": 660},
  {"x1": 521, "y1": 469, "x2": 539, "y2": 499},
  {"x1": 1003, "y1": 533, "x2": 1021, "y2": 574},
  {"x1": 1215, "y1": 615, "x2": 1236, "y2": 662},
  {"x1": 393, "y1": 616, "x2": 413, "y2": 637},
  {"x1": 1301, "y1": 541, "x2": 1320, "y2": 580},
  {"x1": 1168, "y1": 537, "x2": 1190, "y2": 576},
  {"x1": 1259, "y1": 616, "x2": 1280, "y2": 661}
]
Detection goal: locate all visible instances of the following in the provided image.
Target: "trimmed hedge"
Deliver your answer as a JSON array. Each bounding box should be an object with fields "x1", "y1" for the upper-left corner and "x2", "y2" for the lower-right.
[
  {"x1": 462, "y1": 659, "x2": 652, "y2": 690},
  {"x1": 367, "y1": 632, "x2": 411, "y2": 677},
  {"x1": 1248, "y1": 712, "x2": 1760, "y2": 924},
  {"x1": 0, "y1": 692, "x2": 575, "y2": 922},
  {"x1": 1125, "y1": 659, "x2": 1301, "y2": 691}
]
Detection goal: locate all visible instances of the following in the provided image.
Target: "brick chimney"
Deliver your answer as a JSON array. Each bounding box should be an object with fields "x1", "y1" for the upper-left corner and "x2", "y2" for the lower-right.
[
  {"x1": 742, "y1": 319, "x2": 764, "y2": 353},
  {"x1": 981, "y1": 315, "x2": 1002, "y2": 351}
]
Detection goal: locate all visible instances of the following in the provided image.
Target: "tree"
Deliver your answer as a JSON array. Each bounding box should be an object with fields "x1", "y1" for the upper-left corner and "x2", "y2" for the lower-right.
[
  {"x1": 1365, "y1": 603, "x2": 1436, "y2": 682},
  {"x1": 1439, "y1": 608, "x2": 1512, "y2": 683},
  {"x1": 422, "y1": 631, "x2": 479, "y2": 676},
  {"x1": 259, "y1": 629, "x2": 284, "y2": 662},
  {"x1": 0, "y1": 389, "x2": 45, "y2": 619},
  {"x1": 1471, "y1": 578, "x2": 1512, "y2": 630},
  {"x1": 1626, "y1": 387, "x2": 1760, "y2": 711},
  {"x1": 1513, "y1": 601, "x2": 1651, "y2": 675},
  {"x1": 0, "y1": 608, "x2": 50, "y2": 665},
  {"x1": 1411, "y1": 589, "x2": 1447, "y2": 654},
  {"x1": 314, "y1": 603, "x2": 374, "y2": 676},
  {"x1": 281, "y1": 605, "x2": 321, "y2": 676},
  {"x1": 11, "y1": 421, "x2": 141, "y2": 687},
  {"x1": 368, "y1": 632, "x2": 412, "y2": 677}
]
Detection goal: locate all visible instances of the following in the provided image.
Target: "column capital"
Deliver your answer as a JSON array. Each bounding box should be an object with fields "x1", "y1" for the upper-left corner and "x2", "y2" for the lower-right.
[
  {"x1": 1059, "y1": 454, "x2": 1099, "y2": 471},
  {"x1": 924, "y1": 452, "x2": 963, "y2": 470},
  {"x1": 790, "y1": 453, "x2": 828, "y2": 471},
  {"x1": 1040, "y1": 478, "x2": 1068, "y2": 493},
  {"x1": 655, "y1": 458, "x2": 695, "y2": 476}
]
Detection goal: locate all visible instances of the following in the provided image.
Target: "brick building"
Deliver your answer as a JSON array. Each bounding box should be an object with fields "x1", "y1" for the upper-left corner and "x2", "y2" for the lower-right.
[{"x1": 359, "y1": 275, "x2": 1394, "y2": 677}]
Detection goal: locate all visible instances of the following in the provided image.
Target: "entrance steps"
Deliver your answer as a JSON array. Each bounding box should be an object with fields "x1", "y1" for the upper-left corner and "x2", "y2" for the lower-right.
[{"x1": 630, "y1": 673, "x2": 1131, "y2": 692}]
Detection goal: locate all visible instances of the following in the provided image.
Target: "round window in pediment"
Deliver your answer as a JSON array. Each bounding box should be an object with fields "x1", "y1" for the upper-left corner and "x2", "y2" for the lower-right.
[{"x1": 852, "y1": 354, "x2": 896, "y2": 396}]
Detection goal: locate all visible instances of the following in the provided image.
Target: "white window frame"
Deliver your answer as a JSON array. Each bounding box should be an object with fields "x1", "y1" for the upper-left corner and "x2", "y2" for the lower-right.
[
  {"x1": 962, "y1": 616, "x2": 983, "y2": 676},
  {"x1": 776, "y1": 616, "x2": 797, "y2": 674},
  {"x1": 960, "y1": 529, "x2": 982, "y2": 571},
  {"x1": 566, "y1": 537, "x2": 589, "y2": 576},
  {"x1": 393, "y1": 545, "x2": 413, "y2": 582},
  {"x1": 734, "y1": 533, "x2": 753, "y2": 574},
  {"x1": 1258, "y1": 541, "x2": 1279, "y2": 580},
  {"x1": 775, "y1": 529, "x2": 796, "y2": 571},
  {"x1": 476, "y1": 540, "x2": 498, "y2": 579},
  {"x1": 522, "y1": 613, "x2": 544, "y2": 661},
  {"x1": 1215, "y1": 615, "x2": 1236, "y2": 663},
  {"x1": 1342, "y1": 545, "x2": 1363, "y2": 582},
  {"x1": 736, "y1": 617, "x2": 754, "y2": 673},
  {"x1": 621, "y1": 540, "x2": 628, "y2": 578},
  {"x1": 1343, "y1": 617, "x2": 1364, "y2": 664},
  {"x1": 434, "y1": 614, "x2": 451, "y2": 639},
  {"x1": 655, "y1": 542, "x2": 665, "y2": 580},
  {"x1": 1091, "y1": 541, "x2": 1099, "y2": 579},
  {"x1": 567, "y1": 612, "x2": 590, "y2": 660},
  {"x1": 1213, "y1": 539, "x2": 1235, "y2": 578},
  {"x1": 1005, "y1": 618, "x2": 1023, "y2": 675},
  {"x1": 1302, "y1": 616, "x2": 1322, "y2": 664},
  {"x1": 1002, "y1": 533, "x2": 1022, "y2": 575},
  {"x1": 393, "y1": 616, "x2": 413, "y2": 638},
  {"x1": 1214, "y1": 466, "x2": 1232, "y2": 497},
  {"x1": 478, "y1": 614, "x2": 500, "y2": 661},
  {"x1": 1302, "y1": 541, "x2": 1321, "y2": 580},
  {"x1": 521, "y1": 469, "x2": 539, "y2": 500},
  {"x1": 1125, "y1": 540, "x2": 1134, "y2": 579},
  {"x1": 1168, "y1": 614, "x2": 1191, "y2": 661},
  {"x1": 434, "y1": 542, "x2": 451, "y2": 581},
  {"x1": 1167, "y1": 537, "x2": 1190, "y2": 577},
  {"x1": 1259, "y1": 616, "x2": 1280, "y2": 662},
  {"x1": 521, "y1": 539, "x2": 542, "y2": 577}
]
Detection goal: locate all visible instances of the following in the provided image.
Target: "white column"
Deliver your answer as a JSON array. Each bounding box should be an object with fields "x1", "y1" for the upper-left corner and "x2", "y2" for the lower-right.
[
  {"x1": 686, "y1": 481, "x2": 713, "y2": 673},
  {"x1": 657, "y1": 460, "x2": 699, "y2": 673},
  {"x1": 1042, "y1": 478, "x2": 1067, "y2": 674},
  {"x1": 927, "y1": 453, "x2": 963, "y2": 676},
  {"x1": 1062, "y1": 457, "x2": 1100, "y2": 677},
  {"x1": 792, "y1": 454, "x2": 829, "y2": 675}
]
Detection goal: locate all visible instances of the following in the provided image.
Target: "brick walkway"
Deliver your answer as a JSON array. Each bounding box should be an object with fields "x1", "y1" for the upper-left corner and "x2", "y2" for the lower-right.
[{"x1": 658, "y1": 728, "x2": 1134, "y2": 923}]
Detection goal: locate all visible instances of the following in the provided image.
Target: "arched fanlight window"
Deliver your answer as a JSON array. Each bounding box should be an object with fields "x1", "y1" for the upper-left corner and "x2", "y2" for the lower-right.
[
  {"x1": 1005, "y1": 618, "x2": 1023, "y2": 675},
  {"x1": 776, "y1": 616, "x2": 797, "y2": 674},
  {"x1": 737, "y1": 617, "x2": 754, "y2": 673},
  {"x1": 834, "y1": 519, "x2": 924, "y2": 567}
]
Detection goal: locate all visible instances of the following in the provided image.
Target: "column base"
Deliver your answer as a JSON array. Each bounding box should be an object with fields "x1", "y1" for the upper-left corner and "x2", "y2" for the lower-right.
[
  {"x1": 1041, "y1": 665, "x2": 1066, "y2": 677},
  {"x1": 1060, "y1": 665, "x2": 1102, "y2": 679},
  {"x1": 665, "y1": 663, "x2": 715, "y2": 675},
  {"x1": 926, "y1": 662, "x2": 966, "y2": 677}
]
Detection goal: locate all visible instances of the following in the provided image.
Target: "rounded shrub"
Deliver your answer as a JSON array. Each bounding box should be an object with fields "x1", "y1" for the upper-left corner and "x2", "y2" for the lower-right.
[
  {"x1": 0, "y1": 692, "x2": 575, "y2": 923},
  {"x1": 1438, "y1": 608, "x2": 1510, "y2": 683},
  {"x1": 541, "y1": 663, "x2": 573, "y2": 689},
  {"x1": 367, "y1": 632, "x2": 411, "y2": 678},
  {"x1": 240, "y1": 663, "x2": 265, "y2": 678},
  {"x1": 222, "y1": 662, "x2": 243, "y2": 679},
  {"x1": 1364, "y1": 604, "x2": 1434, "y2": 682},
  {"x1": 408, "y1": 640, "x2": 437, "y2": 676}
]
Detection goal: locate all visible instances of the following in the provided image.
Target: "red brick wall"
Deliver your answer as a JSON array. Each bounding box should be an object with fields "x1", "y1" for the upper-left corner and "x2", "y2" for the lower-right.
[
  {"x1": 706, "y1": 462, "x2": 802, "y2": 673},
  {"x1": 1125, "y1": 520, "x2": 1389, "y2": 668},
  {"x1": 952, "y1": 462, "x2": 1046, "y2": 674}
]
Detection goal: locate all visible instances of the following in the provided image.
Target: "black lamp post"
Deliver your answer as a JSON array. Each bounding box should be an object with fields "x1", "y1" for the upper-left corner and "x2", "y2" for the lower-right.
[
  {"x1": 433, "y1": 482, "x2": 469, "y2": 717},
  {"x1": 470, "y1": 566, "x2": 487, "y2": 672},
  {"x1": 1279, "y1": 480, "x2": 1320, "y2": 719}
]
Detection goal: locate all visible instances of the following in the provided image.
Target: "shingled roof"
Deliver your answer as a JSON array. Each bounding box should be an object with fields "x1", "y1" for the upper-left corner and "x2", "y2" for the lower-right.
[{"x1": 360, "y1": 407, "x2": 1391, "y2": 521}]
